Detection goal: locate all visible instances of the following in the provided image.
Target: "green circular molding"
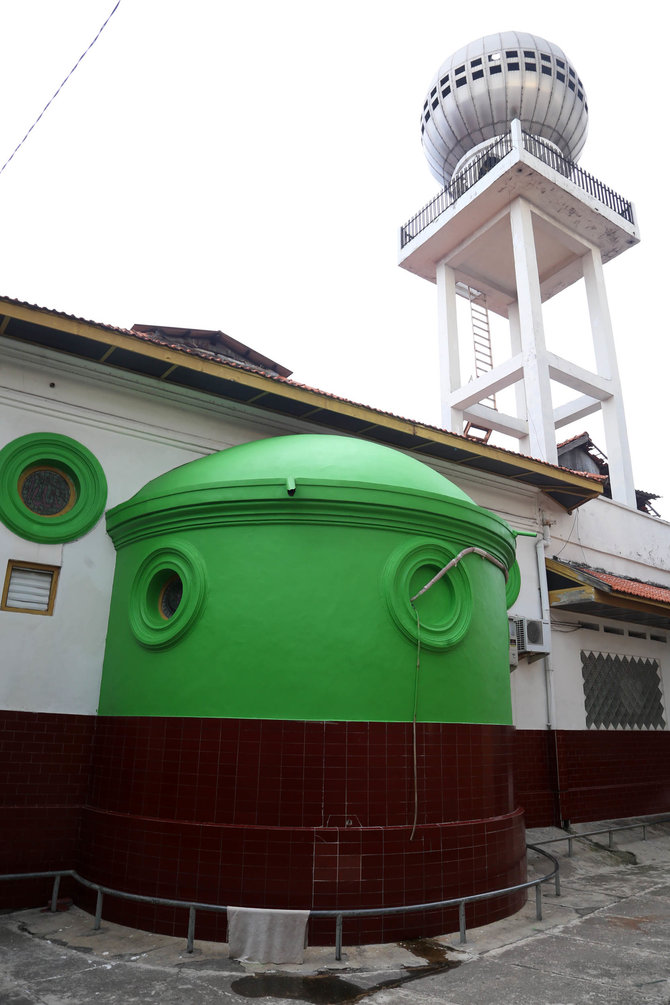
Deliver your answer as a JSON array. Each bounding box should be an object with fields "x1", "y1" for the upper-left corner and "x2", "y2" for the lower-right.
[
  {"x1": 129, "y1": 542, "x2": 207, "y2": 649},
  {"x1": 383, "y1": 538, "x2": 473, "y2": 651},
  {"x1": 0, "y1": 433, "x2": 107, "y2": 543},
  {"x1": 505, "y1": 559, "x2": 521, "y2": 609}
]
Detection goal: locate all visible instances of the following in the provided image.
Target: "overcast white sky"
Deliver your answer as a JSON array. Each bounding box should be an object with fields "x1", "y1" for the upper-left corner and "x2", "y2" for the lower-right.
[{"x1": 0, "y1": 2, "x2": 666, "y2": 510}]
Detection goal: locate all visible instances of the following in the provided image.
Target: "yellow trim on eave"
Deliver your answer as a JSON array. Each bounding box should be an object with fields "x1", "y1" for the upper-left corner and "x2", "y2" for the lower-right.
[
  {"x1": 546, "y1": 560, "x2": 670, "y2": 618},
  {"x1": 549, "y1": 585, "x2": 597, "y2": 606},
  {"x1": 0, "y1": 299, "x2": 602, "y2": 499}
]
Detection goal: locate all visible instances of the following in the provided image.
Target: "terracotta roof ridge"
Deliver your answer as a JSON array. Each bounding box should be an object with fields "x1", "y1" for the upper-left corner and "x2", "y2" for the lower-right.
[{"x1": 573, "y1": 562, "x2": 670, "y2": 592}]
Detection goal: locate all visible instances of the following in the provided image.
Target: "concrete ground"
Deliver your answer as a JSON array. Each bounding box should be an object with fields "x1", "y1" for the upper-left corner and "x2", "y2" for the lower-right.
[{"x1": 1, "y1": 816, "x2": 669, "y2": 1004}]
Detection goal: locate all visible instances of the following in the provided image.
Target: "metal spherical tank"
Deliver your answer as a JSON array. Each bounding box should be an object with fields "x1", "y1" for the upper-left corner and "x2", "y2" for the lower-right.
[
  {"x1": 86, "y1": 436, "x2": 526, "y2": 945},
  {"x1": 422, "y1": 31, "x2": 588, "y2": 186}
]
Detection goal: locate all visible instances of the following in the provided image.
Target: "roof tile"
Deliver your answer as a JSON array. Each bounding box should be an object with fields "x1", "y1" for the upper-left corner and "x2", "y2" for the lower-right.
[{"x1": 579, "y1": 567, "x2": 670, "y2": 604}]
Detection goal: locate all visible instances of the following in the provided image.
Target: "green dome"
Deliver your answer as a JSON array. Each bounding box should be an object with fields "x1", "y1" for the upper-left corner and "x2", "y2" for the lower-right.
[
  {"x1": 127, "y1": 435, "x2": 474, "y2": 505},
  {"x1": 101, "y1": 433, "x2": 517, "y2": 723}
]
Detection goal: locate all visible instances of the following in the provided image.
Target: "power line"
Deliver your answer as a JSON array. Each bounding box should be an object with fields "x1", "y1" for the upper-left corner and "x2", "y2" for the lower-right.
[{"x1": 0, "y1": 1, "x2": 122, "y2": 179}]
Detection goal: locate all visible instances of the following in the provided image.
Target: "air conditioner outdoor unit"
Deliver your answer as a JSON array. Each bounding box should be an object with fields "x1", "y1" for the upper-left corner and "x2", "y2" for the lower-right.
[{"x1": 509, "y1": 616, "x2": 551, "y2": 663}]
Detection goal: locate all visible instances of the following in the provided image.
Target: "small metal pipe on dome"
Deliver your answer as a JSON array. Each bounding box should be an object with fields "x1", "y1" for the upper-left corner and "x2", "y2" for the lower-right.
[{"x1": 410, "y1": 546, "x2": 508, "y2": 603}]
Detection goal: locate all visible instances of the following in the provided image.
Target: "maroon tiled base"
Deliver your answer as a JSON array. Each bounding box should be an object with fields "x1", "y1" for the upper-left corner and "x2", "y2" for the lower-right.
[
  {"x1": 556, "y1": 729, "x2": 670, "y2": 823},
  {"x1": 2, "y1": 711, "x2": 527, "y2": 942},
  {"x1": 86, "y1": 719, "x2": 517, "y2": 827},
  {"x1": 76, "y1": 717, "x2": 525, "y2": 944},
  {"x1": 76, "y1": 808, "x2": 526, "y2": 944},
  {"x1": 0, "y1": 711, "x2": 95, "y2": 910},
  {"x1": 514, "y1": 729, "x2": 670, "y2": 827},
  {"x1": 512, "y1": 729, "x2": 560, "y2": 828}
]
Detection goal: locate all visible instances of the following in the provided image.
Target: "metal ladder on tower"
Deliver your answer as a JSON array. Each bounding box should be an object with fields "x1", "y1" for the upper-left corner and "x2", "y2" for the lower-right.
[{"x1": 465, "y1": 286, "x2": 496, "y2": 442}]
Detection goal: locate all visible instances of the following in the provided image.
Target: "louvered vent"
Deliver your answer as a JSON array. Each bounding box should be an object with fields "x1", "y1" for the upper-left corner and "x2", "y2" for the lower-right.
[{"x1": 2, "y1": 564, "x2": 57, "y2": 613}]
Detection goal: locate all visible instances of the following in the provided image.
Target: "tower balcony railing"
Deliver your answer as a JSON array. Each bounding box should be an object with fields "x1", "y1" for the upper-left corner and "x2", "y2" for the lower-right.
[{"x1": 400, "y1": 130, "x2": 634, "y2": 249}]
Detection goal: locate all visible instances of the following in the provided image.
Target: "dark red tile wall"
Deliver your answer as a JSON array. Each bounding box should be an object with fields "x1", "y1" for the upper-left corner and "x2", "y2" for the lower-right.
[
  {"x1": 513, "y1": 729, "x2": 560, "y2": 828},
  {"x1": 6, "y1": 710, "x2": 670, "y2": 944},
  {"x1": 75, "y1": 809, "x2": 526, "y2": 944},
  {"x1": 85, "y1": 718, "x2": 516, "y2": 828},
  {"x1": 555, "y1": 729, "x2": 670, "y2": 824},
  {"x1": 0, "y1": 710, "x2": 95, "y2": 909},
  {"x1": 76, "y1": 717, "x2": 525, "y2": 944},
  {"x1": 514, "y1": 729, "x2": 670, "y2": 827}
]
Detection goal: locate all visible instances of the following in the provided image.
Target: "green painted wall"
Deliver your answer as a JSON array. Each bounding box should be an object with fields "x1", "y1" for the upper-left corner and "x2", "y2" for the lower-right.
[{"x1": 98, "y1": 436, "x2": 517, "y2": 724}]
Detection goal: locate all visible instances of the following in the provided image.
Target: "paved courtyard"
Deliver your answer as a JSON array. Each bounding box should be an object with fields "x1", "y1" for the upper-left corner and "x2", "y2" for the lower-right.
[{"x1": 1, "y1": 818, "x2": 669, "y2": 1004}]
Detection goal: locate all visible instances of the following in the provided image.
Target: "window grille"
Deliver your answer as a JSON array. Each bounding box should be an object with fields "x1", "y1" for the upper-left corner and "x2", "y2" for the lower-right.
[{"x1": 581, "y1": 651, "x2": 665, "y2": 729}]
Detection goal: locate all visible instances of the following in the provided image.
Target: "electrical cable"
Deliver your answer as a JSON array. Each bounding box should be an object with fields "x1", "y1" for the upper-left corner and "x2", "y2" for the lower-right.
[
  {"x1": 409, "y1": 606, "x2": 421, "y2": 841},
  {"x1": 0, "y1": 1, "x2": 121, "y2": 178},
  {"x1": 408, "y1": 546, "x2": 509, "y2": 840}
]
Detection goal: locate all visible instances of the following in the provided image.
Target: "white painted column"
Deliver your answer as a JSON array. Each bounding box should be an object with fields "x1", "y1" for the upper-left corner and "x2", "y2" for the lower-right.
[
  {"x1": 509, "y1": 198, "x2": 557, "y2": 464},
  {"x1": 582, "y1": 248, "x2": 636, "y2": 508},
  {"x1": 508, "y1": 301, "x2": 531, "y2": 454},
  {"x1": 436, "y1": 261, "x2": 463, "y2": 432}
]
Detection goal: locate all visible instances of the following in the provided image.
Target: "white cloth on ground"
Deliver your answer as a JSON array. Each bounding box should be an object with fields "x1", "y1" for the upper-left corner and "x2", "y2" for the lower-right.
[{"x1": 226, "y1": 905, "x2": 310, "y2": 964}]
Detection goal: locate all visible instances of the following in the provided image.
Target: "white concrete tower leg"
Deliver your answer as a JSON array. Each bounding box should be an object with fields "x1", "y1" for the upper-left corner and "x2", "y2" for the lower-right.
[
  {"x1": 582, "y1": 248, "x2": 636, "y2": 508},
  {"x1": 508, "y1": 301, "x2": 531, "y2": 455},
  {"x1": 436, "y1": 261, "x2": 463, "y2": 433},
  {"x1": 509, "y1": 198, "x2": 557, "y2": 464}
]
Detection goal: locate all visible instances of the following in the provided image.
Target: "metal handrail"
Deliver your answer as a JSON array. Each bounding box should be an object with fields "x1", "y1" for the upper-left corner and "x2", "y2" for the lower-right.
[
  {"x1": 0, "y1": 844, "x2": 559, "y2": 961},
  {"x1": 319, "y1": 844, "x2": 559, "y2": 959},
  {"x1": 520, "y1": 133, "x2": 634, "y2": 223},
  {"x1": 400, "y1": 128, "x2": 633, "y2": 250},
  {"x1": 400, "y1": 133, "x2": 513, "y2": 248},
  {"x1": 530, "y1": 816, "x2": 670, "y2": 859}
]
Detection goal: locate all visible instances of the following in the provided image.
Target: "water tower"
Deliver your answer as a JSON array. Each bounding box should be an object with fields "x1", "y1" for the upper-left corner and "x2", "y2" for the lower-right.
[{"x1": 399, "y1": 31, "x2": 638, "y2": 507}]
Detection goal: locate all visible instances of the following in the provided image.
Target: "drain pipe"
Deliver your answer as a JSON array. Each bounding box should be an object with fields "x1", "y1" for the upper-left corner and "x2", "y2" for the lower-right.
[
  {"x1": 536, "y1": 525, "x2": 555, "y2": 730},
  {"x1": 536, "y1": 520, "x2": 563, "y2": 825}
]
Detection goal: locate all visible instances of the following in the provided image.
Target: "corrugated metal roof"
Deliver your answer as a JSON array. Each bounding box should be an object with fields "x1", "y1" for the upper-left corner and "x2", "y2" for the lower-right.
[
  {"x1": 0, "y1": 294, "x2": 607, "y2": 510},
  {"x1": 130, "y1": 324, "x2": 292, "y2": 378}
]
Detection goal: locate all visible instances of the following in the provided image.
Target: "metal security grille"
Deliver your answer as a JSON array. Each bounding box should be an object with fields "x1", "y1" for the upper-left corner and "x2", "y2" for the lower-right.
[{"x1": 581, "y1": 651, "x2": 666, "y2": 730}]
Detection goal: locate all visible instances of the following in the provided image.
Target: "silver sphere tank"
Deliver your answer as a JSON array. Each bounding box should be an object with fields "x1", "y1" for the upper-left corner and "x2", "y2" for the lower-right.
[{"x1": 422, "y1": 32, "x2": 588, "y2": 187}]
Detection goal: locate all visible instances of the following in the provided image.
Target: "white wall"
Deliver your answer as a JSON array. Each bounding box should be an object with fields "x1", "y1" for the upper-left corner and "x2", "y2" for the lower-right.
[
  {"x1": 0, "y1": 342, "x2": 315, "y2": 714},
  {"x1": 3, "y1": 339, "x2": 670, "y2": 730},
  {"x1": 507, "y1": 494, "x2": 670, "y2": 732}
]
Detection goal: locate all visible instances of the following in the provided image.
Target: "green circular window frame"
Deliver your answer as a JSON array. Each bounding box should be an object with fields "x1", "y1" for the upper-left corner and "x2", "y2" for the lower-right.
[
  {"x1": 383, "y1": 538, "x2": 473, "y2": 651},
  {"x1": 0, "y1": 433, "x2": 107, "y2": 543},
  {"x1": 129, "y1": 543, "x2": 207, "y2": 650}
]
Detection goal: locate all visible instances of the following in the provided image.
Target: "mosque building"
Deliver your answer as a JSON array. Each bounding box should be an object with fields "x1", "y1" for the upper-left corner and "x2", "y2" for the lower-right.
[{"x1": 2, "y1": 31, "x2": 669, "y2": 948}]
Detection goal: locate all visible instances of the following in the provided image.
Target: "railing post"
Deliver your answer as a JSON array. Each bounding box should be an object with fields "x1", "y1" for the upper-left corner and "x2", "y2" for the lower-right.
[
  {"x1": 458, "y1": 901, "x2": 466, "y2": 944},
  {"x1": 187, "y1": 906, "x2": 196, "y2": 954},
  {"x1": 535, "y1": 883, "x2": 542, "y2": 921},
  {"x1": 94, "y1": 890, "x2": 103, "y2": 930},
  {"x1": 568, "y1": 837, "x2": 573, "y2": 857},
  {"x1": 50, "y1": 875, "x2": 61, "y2": 913},
  {"x1": 608, "y1": 830, "x2": 615, "y2": 850},
  {"x1": 643, "y1": 825, "x2": 647, "y2": 841},
  {"x1": 335, "y1": 914, "x2": 343, "y2": 961}
]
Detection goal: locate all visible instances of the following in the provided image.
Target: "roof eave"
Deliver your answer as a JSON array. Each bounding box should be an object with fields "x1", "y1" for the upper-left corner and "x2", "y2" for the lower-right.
[
  {"x1": 546, "y1": 559, "x2": 670, "y2": 629},
  {"x1": 0, "y1": 297, "x2": 603, "y2": 512}
]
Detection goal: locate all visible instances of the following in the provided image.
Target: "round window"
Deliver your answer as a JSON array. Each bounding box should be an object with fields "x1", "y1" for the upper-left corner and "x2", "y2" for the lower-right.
[
  {"x1": 19, "y1": 466, "x2": 76, "y2": 517},
  {"x1": 159, "y1": 574, "x2": 183, "y2": 620},
  {"x1": 0, "y1": 433, "x2": 107, "y2": 543},
  {"x1": 129, "y1": 544, "x2": 206, "y2": 649},
  {"x1": 383, "y1": 539, "x2": 473, "y2": 651}
]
